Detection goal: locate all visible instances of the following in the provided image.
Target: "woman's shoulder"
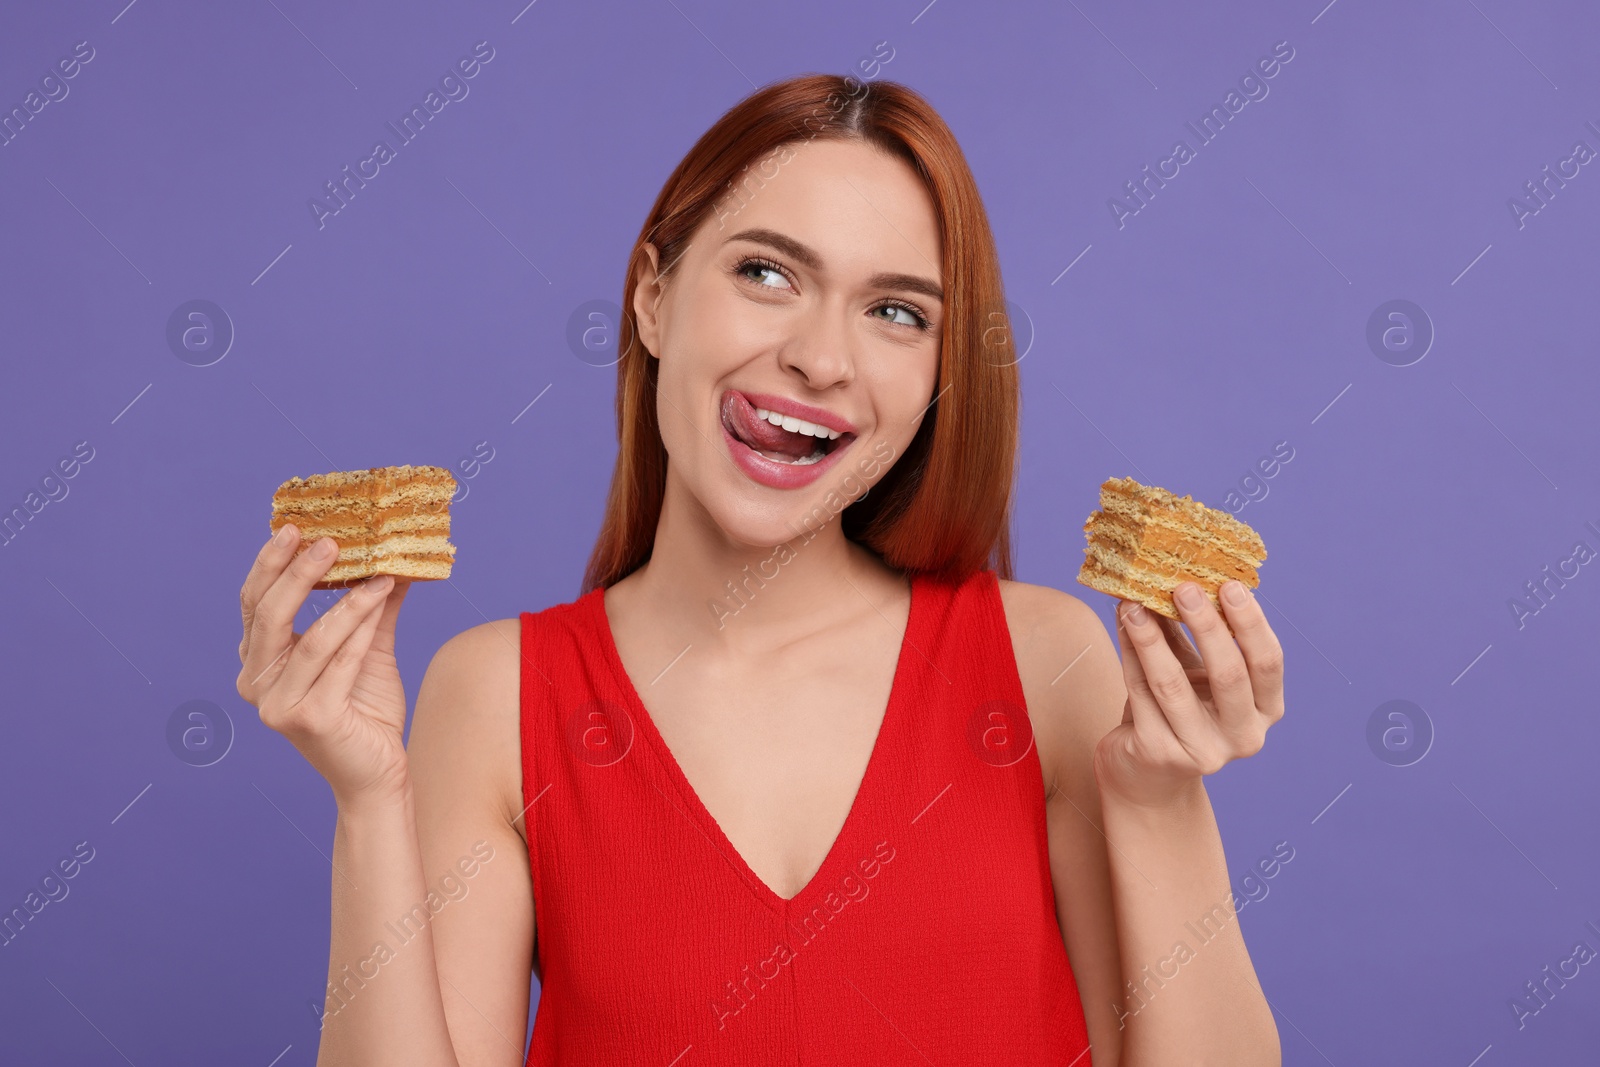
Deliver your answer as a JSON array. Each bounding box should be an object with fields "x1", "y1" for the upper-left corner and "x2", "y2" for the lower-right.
[
  {"x1": 416, "y1": 616, "x2": 525, "y2": 721},
  {"x1": 432, "y1": 616, "x2": 523, "y2": 669},
  {"x1": 992, "y1": 576, "x2": 1123, "y2": 767},
  {"x1": 419, "y1": 585, "x2": 602, "y2": 732},
  {"x1": 993, "y1": 576, "x2": 1104, "y2": 652},
  {"x1": 426, "y1": 589, "x2": 588, "y2": 692},
  {"x1": 920, "y1": 570, "x2": 1106, "y2": 666},
  {"x1": 432, "y1": 587, "x2": 597, "y2": 664}
]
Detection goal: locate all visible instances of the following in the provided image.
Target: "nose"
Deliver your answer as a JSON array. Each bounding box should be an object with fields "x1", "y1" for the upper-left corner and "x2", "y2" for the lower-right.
[{"x1": 777, "y1": 299, "x2": 856, "y2": 391}]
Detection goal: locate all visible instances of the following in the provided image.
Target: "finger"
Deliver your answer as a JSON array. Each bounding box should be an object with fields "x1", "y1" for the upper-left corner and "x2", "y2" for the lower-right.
[
  {"x1": 1156, "y1": 614, "x2": 1203, "y2": 670},
  {"x1": 1113, "y1": 608, "x2": 1167, "y2": 740},
  {"x1": 1115, "y1": 608, "x2": 1212, "y2": 774},
  {"x1": 271, "y1": 576, "x2": 393, "y2": 713},
  {"x1": 1120, "y1": 598, "x2": 1203, "y2": 755},
  {"x1": 242, "y1": 535, "x2": 342, "y2": 682},
  {"x1": 1219, "y1": 581, "x2": 1285, "y2": 722},
  {"x1": 309, "y1": 586, "x2": 388, "y2": 705},
  {"x1": 240, "y1": 523, "x2": 301, "y2": 664},
  {"x1": 1116, "y1": 600, "x2": 1214, "y2": 756},
  {"x1": 1171, "y1": 582, "x2": 1258, "y2": 733},
  {"x1": 368, "y1": 579, "x2": 412, "y2": 658}
]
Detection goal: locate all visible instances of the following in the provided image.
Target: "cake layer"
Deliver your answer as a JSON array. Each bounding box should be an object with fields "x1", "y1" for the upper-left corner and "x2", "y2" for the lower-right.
[
  {"x1": 273, "y1": 464, "x2": 454, "y2": 495},
  {"x1": 315, "y1": 555, "x2": 455, "y2": 588},
  {"x1": 1082, "y1": 543, "x2": 1253, "y2": 603},
  {"x1": 270, "y1": 465, "x2": 458, "y2": 586},
  {"x1": 271, "y1": 501, "x2": 449, "y2": 525},
  {"x1": 1083, "y1": 514, "x2": 1259, "y2": 586},
  {"x1": 1074, "y1": 476, "x2": 1266, "y2": 627},
  {"x1": 268, "y1": 512, "x2": 450, "y2": 542},
  {"x1": 1097, "y1": 477, "x2": 1265, "y2": 560},
  {"x1": 273, "y1": 467, "x2": 455, "y2": 512},
  {"x1": 308, "y1": 534, "x2": 456, "y2": 561},
  {"x1": 1079, "y1": 557, "x2": 1213, "y2": 621},
  {"x1": 1082, "y1": 535, "x2": 1254, "y2": 592}
]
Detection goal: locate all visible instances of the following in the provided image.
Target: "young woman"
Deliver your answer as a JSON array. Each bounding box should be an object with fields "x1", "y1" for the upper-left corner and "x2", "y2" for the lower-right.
[{"x1": 237, "y1": 74, "x2": 1286, "y2": 1066}]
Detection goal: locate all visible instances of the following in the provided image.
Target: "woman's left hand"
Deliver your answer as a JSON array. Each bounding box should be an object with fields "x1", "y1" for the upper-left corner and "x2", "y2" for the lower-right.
[{"x1": 1093, "y1": 579, "x2": 1286, "y2": 809}]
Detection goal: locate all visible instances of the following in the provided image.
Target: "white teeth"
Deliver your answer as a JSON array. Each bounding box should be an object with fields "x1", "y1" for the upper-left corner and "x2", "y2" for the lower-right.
[
  {"x1": 754, "y1": 407, "x2": 842, "y2": 441},
  {"x1": 760, "y1": 448, "x2": 826, "y2": 466}
]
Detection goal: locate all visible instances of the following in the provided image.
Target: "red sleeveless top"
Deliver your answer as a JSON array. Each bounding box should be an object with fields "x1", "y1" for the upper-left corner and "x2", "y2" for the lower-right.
[{"x1": 517, "y1": 567, "x2": 1093, "y2": 1065}]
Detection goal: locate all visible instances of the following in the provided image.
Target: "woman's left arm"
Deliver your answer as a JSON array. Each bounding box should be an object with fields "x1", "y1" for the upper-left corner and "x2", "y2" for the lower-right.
[{"x1": 1031, "y1": 578, "x2": 1285, "y2": 1067}]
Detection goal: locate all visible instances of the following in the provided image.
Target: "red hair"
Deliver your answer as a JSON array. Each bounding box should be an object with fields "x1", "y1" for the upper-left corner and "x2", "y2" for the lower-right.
[{"x1": 582, "y1": 73, "x2": 1018, "y2": 594}]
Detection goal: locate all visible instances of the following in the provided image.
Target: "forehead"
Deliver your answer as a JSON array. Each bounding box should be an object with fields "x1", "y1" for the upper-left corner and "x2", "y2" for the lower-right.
[{"x1": 714, "y1": 138, "x2": 942, "y2": 282}]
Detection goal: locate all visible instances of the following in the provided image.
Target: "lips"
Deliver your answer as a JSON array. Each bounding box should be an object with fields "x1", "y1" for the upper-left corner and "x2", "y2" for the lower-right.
[
  {"x1": 719, "y1": 390, "x2": 858, "y2": 490},
  {"x1": 722, "y1": 394, "x2": 817, "y2": 460}
]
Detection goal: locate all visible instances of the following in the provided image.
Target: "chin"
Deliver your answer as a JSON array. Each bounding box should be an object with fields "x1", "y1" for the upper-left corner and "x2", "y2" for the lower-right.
[{"x1": 701, "y1": 491, "x2": 832, "y2": 553}]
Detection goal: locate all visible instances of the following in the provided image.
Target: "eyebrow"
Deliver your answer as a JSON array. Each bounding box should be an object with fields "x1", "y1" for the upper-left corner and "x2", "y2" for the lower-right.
[{"x1": 724, "y1": 227, "x2": 944, "y2": 304}]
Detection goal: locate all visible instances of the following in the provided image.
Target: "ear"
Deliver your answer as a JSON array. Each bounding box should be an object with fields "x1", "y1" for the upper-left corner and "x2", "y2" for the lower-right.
[{"x1": 632, "y1": 241, "x2": 665, "y2": 360}]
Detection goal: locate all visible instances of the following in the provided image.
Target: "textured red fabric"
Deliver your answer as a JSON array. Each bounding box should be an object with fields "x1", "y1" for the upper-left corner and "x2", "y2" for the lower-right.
[{"x1": 518, "y1": 567, "x2": 1093, "y2": 1065}]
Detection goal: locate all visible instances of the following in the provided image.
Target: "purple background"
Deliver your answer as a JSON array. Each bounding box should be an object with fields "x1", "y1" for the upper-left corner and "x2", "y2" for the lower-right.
[{"x1": 2, "y1": 0, "x2": 1597, "y2": 1062}]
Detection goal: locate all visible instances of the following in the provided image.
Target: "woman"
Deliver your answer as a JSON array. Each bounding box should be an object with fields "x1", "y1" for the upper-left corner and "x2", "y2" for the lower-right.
[{"x1": 237, "y1": 74, "x2": 1286, "y2": 1066}]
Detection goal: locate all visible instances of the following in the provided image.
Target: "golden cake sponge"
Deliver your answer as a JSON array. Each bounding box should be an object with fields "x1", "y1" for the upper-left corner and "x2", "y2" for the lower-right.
[
  {"x1": 1075, "y1": 476, "x2": 1266, "y2": 623},
  {"x1": 270, "y1": 465, "x2": 457, "y2": 590}
]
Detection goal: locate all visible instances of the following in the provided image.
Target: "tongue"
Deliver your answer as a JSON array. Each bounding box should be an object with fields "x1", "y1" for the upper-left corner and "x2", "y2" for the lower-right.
[{"x1": 724, "y1": 392, "x2": 819, "y2": 460}]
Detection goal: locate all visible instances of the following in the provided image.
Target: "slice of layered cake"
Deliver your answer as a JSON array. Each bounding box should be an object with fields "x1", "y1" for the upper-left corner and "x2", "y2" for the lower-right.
[
  {"x1": 1076, "y1": 476, "x2": 1266, "y2": 623},
  {"x1": 270, "y1": 465, "x2": 457, "y2": 589}
]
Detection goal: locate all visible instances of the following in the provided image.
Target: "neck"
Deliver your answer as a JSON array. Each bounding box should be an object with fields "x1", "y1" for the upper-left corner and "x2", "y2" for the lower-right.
[{"x1": 613, "y1": 467, "x2": 904, "y2": 654}]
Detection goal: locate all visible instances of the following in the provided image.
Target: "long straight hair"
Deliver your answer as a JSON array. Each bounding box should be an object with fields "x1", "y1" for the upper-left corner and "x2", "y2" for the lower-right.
[{"x1": 582, "y1": 73, "x2": 1019, "y2": 594}]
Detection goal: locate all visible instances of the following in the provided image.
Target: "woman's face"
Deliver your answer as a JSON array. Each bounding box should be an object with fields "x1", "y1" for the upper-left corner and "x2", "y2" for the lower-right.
[{"x1": 633, "y1": 137, "x2": 944, "y2": 550}]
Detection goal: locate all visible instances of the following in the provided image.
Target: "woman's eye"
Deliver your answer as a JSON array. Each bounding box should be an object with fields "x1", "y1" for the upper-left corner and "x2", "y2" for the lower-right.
[
  {"x1": 873, "y1": 303, "x2": 925, "y2": 328},
  {"x1": 739, "y1": 261, "x2": 790, "y2": 289}
]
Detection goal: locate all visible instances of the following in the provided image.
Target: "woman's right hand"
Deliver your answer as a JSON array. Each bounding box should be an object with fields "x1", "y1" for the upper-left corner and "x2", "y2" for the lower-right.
[{"x1": 236, "y1": 524, "x2": 416, "y2": 809}]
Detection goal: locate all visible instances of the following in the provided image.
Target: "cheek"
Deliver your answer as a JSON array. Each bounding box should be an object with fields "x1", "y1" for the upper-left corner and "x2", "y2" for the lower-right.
[
  {"x1": 863, "y1": 345, "x2": 940, "y2": 430},
  {"x1": 665, "y1": 281, "x2": 774, "y2": 377},
  {"x1": 645, "y1": 333, "x2": 706, "y2": 466}
]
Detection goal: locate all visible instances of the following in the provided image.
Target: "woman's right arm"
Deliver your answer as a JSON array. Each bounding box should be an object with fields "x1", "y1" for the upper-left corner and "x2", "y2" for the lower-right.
[
  {"x1": 236, "y1": 526, "x2": 534, "y2": 1065},
  {"x1": 316, "y1": 618, "x2": 534, "y2": 1065}
]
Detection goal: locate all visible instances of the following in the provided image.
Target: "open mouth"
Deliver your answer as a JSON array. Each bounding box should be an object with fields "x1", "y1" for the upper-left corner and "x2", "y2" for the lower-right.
[{"x1": 720, "y1": 391, "x2": 854, "y2": 467}]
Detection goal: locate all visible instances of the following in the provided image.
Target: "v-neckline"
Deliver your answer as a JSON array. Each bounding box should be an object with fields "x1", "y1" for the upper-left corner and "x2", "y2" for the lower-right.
[{"x1": 588, "y1": 572, "x2": 922, "y2": 912}]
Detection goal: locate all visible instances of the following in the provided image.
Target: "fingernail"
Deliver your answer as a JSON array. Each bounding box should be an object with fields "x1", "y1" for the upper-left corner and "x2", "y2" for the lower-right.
[
  {"x1": 1175, "y1": 583, "x2": 1203, "y2": 610},
  {"x1": 1122, "y1": 602, "x2": 1147, "y2": 626},
  {"x1": 273, "y1": 523, "x2": 295, "y2": 547},
  {"x1": 364, "y1": 575, "x2": 393, "y2": 595},
  {"x1": 310, "y1": 538, "x2": 338, "y2": 561},
  {"x1": 1223, "y1": 581, "x2": 1249, "y2": 606}
]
